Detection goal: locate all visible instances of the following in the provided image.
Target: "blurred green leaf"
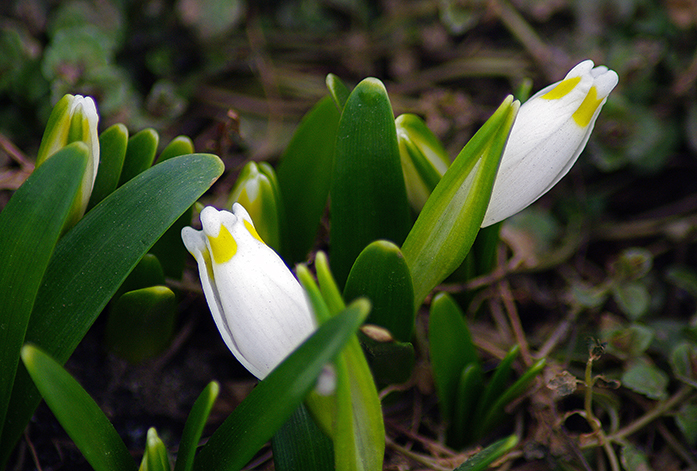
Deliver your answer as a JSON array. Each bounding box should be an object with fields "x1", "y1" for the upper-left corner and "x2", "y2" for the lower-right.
[
  {"x1": 453, "y1": 435, "x2": 518, "y2": 471},
  {"x1": 21, "y1": 344, "x2": 136, "y2": 471},
  {"x1": 0, "y1": 154, "x2": 223, "y2": 461},
  {"x1": 612, "y1": 281, "x2": 651, "y2": 320},
  {"x1": 620, "y1": 444, "x2": 654, "y2": 471},
  {"x1": 359, "y1": 331, "x2": 414, "y2": 386},
  {"x1": 0, "y1": 143, "x2": 87, "y2": 446},
  {"x1": 622, "y1": 359, "x2": 668, "y2": 400},
  {"x1": 272, "y1": 403, "x2": 334, "y2": 471},
  {"x1": 140, "y1": 428, "x2": 171, "y2": 471},
  {"x1": 670, "y1": 342, "x2": 697, "y2": 384},
  {"x1": 330, "y1": 77, "x2": 411, "y2": 287},
  {"x1": 174, "y1": 381, "x2": 219, "y2": 471},
  {"x1": 119, "y1": 128, "x2": 159, "y2": 186},
  {"x1": 192, "y1": 300, "x2": 370, "y2": 471},
  {"x1": 106, "y1": 286, "x2": 177, "y2": 364},
  {"x1": 402, "y1": 96, "x2": 518, "y2": 305},
  {"x1": 89, "y1": 123, "x2": 128, "y2": 209},
  {"x1": 429, "y1": 293, "x2": 480, "y2": 422},
  {"x1": 675, "y1": 402, "x2": 697, "y2": 447},
  {"x1": 343, "y1": 240, "x2": 415, "y2": 342},
  {"x1": 276, "y1": 95, "x2": 340, "y2": 264},
  {"x1": 157, "y1": 136, "x2": 195, "y2": 163}
]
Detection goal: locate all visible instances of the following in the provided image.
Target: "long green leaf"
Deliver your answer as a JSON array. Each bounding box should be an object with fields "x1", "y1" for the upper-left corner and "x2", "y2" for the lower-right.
[
  {"x1": 402, "y1": 97, "x2": 518, "y2": 305},
  {"x1": 88, "y1": 123, "x2": 128, "y2": 209},
  {"x1": 453, "y1": 435, "x2": 518, "y2": 471},
  {"x1": 192, "y1": 300, "x2": 370, "y2": 471},
  {"x1": 21, "y1": 344, "x2": 136, "y2": 471},
  {"x1": 0, "y1": 143, "x2": 87, "y2": 444},
  {"x1": 0, "y1": 153, "x2": 223, "y2": 463},
  {"x1": 174, "y1": 382, "x2": 219, "y2": 471},
  {"x1": 272, "y1": 404, "x2": 334, "y2": 471},
  {"x1": 330, "y1": 77, "x2": 411, "y2": 287},
  {"x1": 119, "y1": 128, "x2": 159, "y2": 185},
  {"x1": 276, "y1": 95, "x2": 340, "y2": 264}
]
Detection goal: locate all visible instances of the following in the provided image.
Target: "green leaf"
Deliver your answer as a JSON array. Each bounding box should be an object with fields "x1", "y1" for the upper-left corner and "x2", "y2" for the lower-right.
[
  {"x1": 343, "y1": 240, "x2": 415, "y2": 342},
  {"x1": 326, "y1": 73, "x2": 350, "y2": 110},
  {"x1": 89, "y1": 123, "x2": 128, "y2": 209},
  {"x1": 622, "y1": 359, "x2": 668, "y2": 400},
  {"x1": 0, "y1": 142, "x2": 87, "y2": 443},
  {"x1": 119, "y1": 128, "x2": 159, "y2": 186},
  {"x1": 452, "y1": 363, "x2": 484, "y2": 446},
  {"x1": 620, "y1": 444, "x2": 654, "y2": 471},
  {"x1": 140, "y1": 428, "x2": 171, "y2": 471},
  {"x1": 612, "y1": 281, "x2": 650, "y2": 320},
  {"x1": 474, "y1": 345, "x2": 520, "y2": 424},
  {"x1": 106, "y1": 286, "x2": 177, "y2": 364},
  {"x1": 157, "y1": 136, "x2": 194, "y2": 163},
  {"x1": 272, "y1": 404, "x2": 334, "y2": 471},
  {"x1": 429, "y1": 293, "x2": 480, "y2": 421},
  {"x1": 453, "y1": 435, "x2": 518, "y2": 471},
  {"x1": 402, "y1": 96, "x2": 518, "y2": 305},
  {"x1": 330, "y1": 77, "x2": 411, "y2": 287},
  {"x1": 21, "y1": 344, "x2": 136, "y2": 471},
  {"x1": 276, "y1": 95, "x2": 340, "y2": 264},
  {"x1": 675, "y1": 402, "x2": 697, "y2": 447},
  {"x1": 0, "y1": 154, "x2": 223, "y2": 462},
  {"x1": 174, "y1": 382, "x2": 219, "y2": 471},
  {"x1": 359, "y1": 332, "x2": 415, "y2": 386},
  {"x1": 192, "y1": 300, "x2": 370, "y2": 471},
  {"x1": 315, "y1": 251, "x2": 346, "y2": 317}
]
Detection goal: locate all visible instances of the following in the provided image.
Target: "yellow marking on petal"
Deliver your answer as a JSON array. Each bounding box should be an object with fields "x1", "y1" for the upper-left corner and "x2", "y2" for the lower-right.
[
  {"x1": 541, "y1": 76, "x2": 582, "y2": 100},
  {"x1": 572, "y1": 86, "x2": 603, "y2": 127},
  {"x1": 202, "y1": 249, "x2": 215, "y2": 282},
  {"x1": 207, "y1": 225, "x2": 237, "y2": 264},
  {"x1": 244, "y1": 219, "x2": 265, "y2": 245}
]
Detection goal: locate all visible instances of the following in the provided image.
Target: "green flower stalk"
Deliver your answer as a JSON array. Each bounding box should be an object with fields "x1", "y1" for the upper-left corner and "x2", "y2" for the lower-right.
[
  {"x1": 482, "y1": 60, "x2": 619, "y2": 226},
  {"x1": 227, "y1": 161, "x2": 284, "y2": 251},
  {"x1": 395, "y1": 113, "x2": 451, "y2": 211},
  {"x1": 36, "y1": 94, "x2": 100, "y2": 226},
  {"x1": 182, "y1": 204, "x2": 315, "y2": 380}
]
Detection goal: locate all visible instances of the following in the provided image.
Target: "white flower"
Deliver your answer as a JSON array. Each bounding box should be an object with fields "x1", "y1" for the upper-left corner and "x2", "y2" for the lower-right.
[
  {"x1": 36, "y1": 94, "x2": 100, "y2": 221},
  {"x1": 482, "y1": 60, "x2": 619, "y2": 227},
  {"x1": 181, "y1": 203, "x2": 315, "y2": 379}
]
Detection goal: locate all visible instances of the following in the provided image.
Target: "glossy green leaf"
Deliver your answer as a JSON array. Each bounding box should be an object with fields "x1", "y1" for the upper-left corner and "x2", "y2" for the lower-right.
[
  {"x1": 89, "y1": 123, "x2": 128, "y2": 209},
  {"x1": 174, "y1": 381, "x2": 219, "y2": 471},
  {"x1": 140, "y1": 428, "x2": 171, "y2": 471},
  {"x1": 119, "y1": 128, "x2": 159, "y2": 185},
  {"x1": 315, "y1": 251, "x2": 346, "y2": 317},
  {"x1": 0, "y1": 154, "x2": 223, "y2": 461},
  {"x1": 429, "y1": 293, "x2": 480, "y2": 421},
  {"x1": 0, "y1": 143, "x2": 87, "y2": 444},
  {"x1": 453, "y1": 435, "x2": 518, "y2": 471},
  {"x1": 192, "y1": 300, "x2": 370, "y2": 471},
  {"x1": 326, "y1": 73, "x2": 350, "y2": 110},
  {"x1": 343, "y1": 240, "x2": 415, "y2": 342},
  {"x1": 157, "y1": 136, "x2": 194, "y2": 163},
  {"x1": 106, "y1": 286, "x2": 177, "y2": 364},
  {"x1": 330, "y1": 77, "x2": 411, "y2": 287},
  {"x1": 402, "y1": 96, "x2": 519, "y2": 305},
  {"x1": 276, "y1": 95, "x2": 340, "y2": 264},
  {"x1": 452, "y1": 363, "x2": 484, "y2": 447},
  {"x1": 21, "y1": 344, "x2": 136, "y2": 471},
  {"x1": 272, "y1": 404, "x2": 334, "y2": 471}
]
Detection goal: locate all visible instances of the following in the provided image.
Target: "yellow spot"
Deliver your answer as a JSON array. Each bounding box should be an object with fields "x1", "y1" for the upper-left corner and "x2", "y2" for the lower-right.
[
  {"x1": 207, "y1": 225, "x2": 237, "y2": 264},
  {"x1": 244, "y1": 219, "x2": 265, "y2": 245},
  {"x1": 542, "y1": 76, "x2": 582, "y2": 100},
  {"x1": 572, "y1": 86, "x2": 603, "y2": 127}
]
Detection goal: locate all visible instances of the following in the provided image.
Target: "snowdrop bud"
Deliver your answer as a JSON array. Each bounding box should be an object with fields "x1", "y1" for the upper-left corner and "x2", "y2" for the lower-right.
[
  {"x1": 37, "y1": 94, "x2": 100, "y2": 222},
  {"x1": 226, "y1": 161, "x2": 283, "y2": 251},
  {"x1": 482, "y1": 60, "x2": 619, "y2": 227},
  {"x1": 181, "y1": 203, "x2": 315, "y2": 379}
]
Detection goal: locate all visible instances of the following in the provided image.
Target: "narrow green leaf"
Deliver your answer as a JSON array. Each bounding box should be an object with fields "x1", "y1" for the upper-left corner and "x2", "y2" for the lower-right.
[
  {"x1": 21, "y1": 344, "x2": 136, "y2": 471},
  {"x1": 429, "y1": 293, "x2": 480, "y2": 421},
  {"x1": 174, "y1": 382, "x2": 219, "y2": 471},
  {"x1": 453, "y1": 435, "x2": 518, "y2": 471},
  {"x1": 88, "y1": 123, "x2": 128, "y2": 209},
  {"x1": 452, "y1": 363, "x2": 484, "y2": 447},
  {"x1": 402, "y1": 97, "x2": 519, "y2": 305},
  {"x1": 478, "y1": 358, "x2": 545, "y2": 439},
  {"x1": 0, "y1": 143, "x2": 87, "y2": 444},
  {"x1": 119, "y1": 128, "x2": 159, "y2": 185},
  {"x1": 315, "y1": 251, "x2": 346, "y2": 316},
  {"x1": 330, "y1": 77, "x2": 411, "y2": 287},
  {"x1": 272, "y1": 404, "x2": 334, "y2": 471},
  {"x1": 140, "y1": 428, "x2": 172, "y2": 471},
  {"x1": 192, "y1": 300, "x2": 370, "y2": 471},
  {"x1": 326, "y1": 74, "x2": 350, "y2": 110},
  {"x1": 276, "y1": 96, "x2": 340, "y2": 264},
  {"x1": 0, "y1": 154, "x2": 223, "y2": 460},
  {"x1": 474, "y1": 345, "x2": 520, "y2": 425},
  {"x1": 344, "y1": 240, "x2": 415, "y2": 342}
]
